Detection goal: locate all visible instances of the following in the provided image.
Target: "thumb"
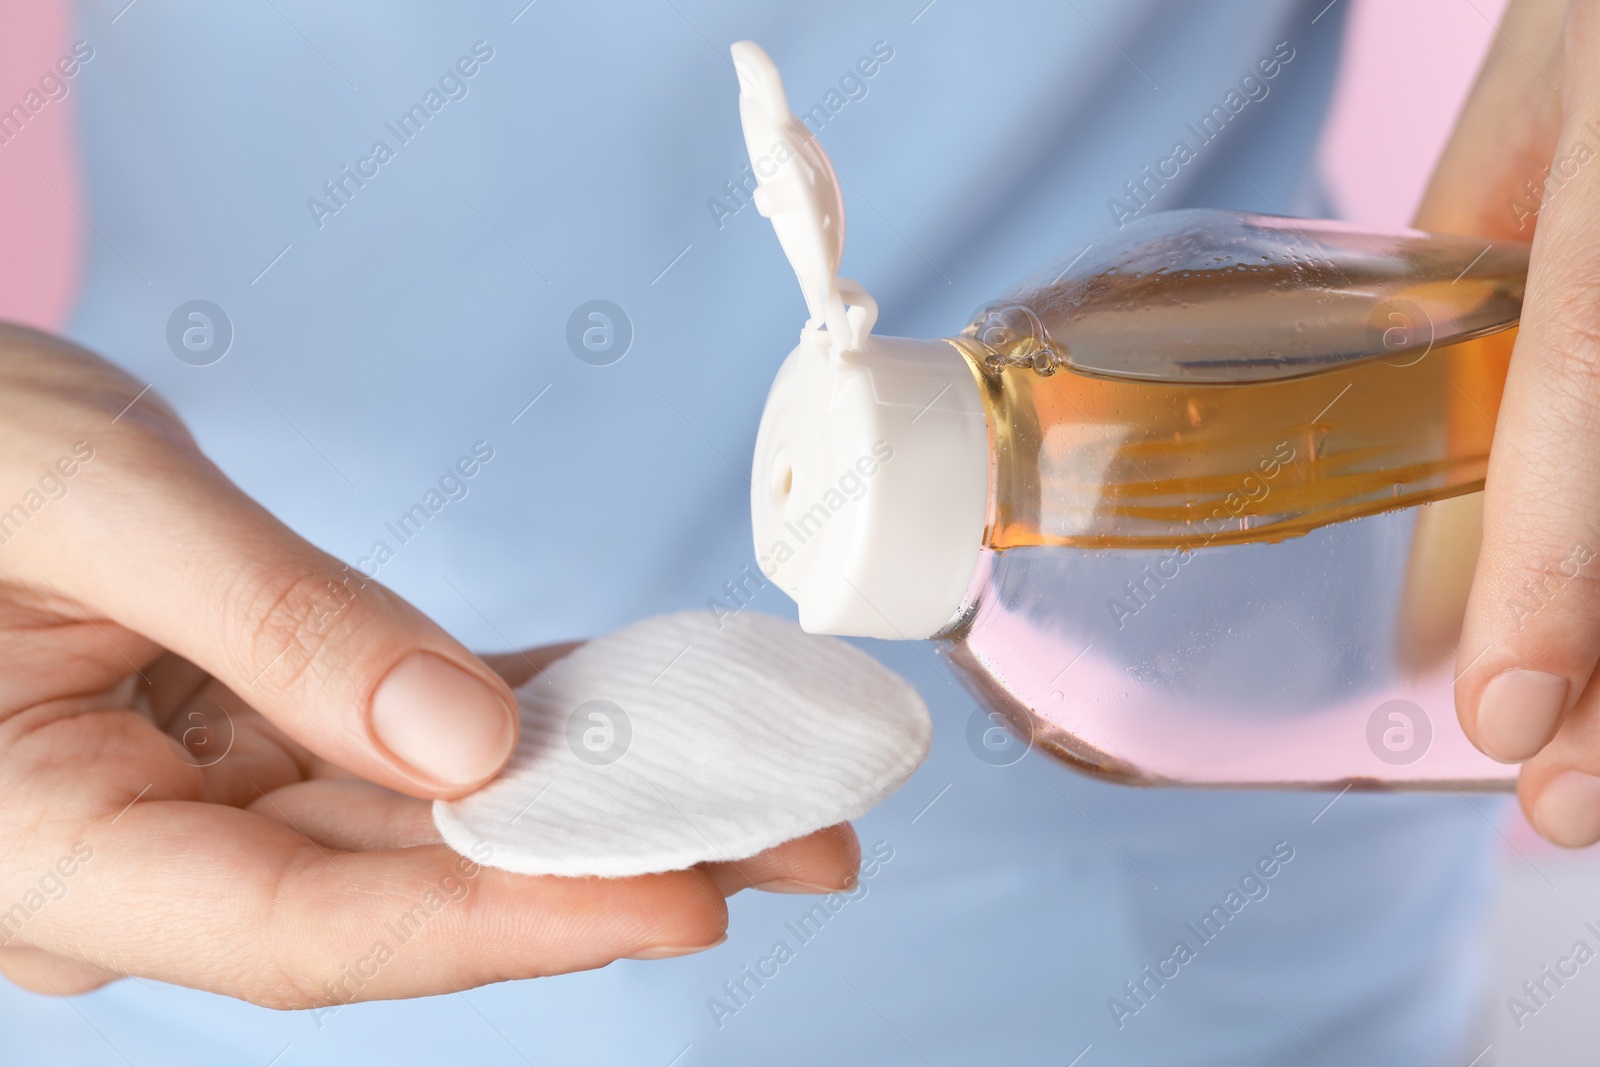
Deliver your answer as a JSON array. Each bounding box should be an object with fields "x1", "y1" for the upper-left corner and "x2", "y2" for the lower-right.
[{"x1": 32, "y1": 391, "x2": 518, "y2": 800}]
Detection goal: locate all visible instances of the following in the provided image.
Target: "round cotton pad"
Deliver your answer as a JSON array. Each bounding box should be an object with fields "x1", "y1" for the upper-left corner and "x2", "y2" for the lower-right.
[{"x1": 433, "y1": 610, "x2": 931, "y2": 878}]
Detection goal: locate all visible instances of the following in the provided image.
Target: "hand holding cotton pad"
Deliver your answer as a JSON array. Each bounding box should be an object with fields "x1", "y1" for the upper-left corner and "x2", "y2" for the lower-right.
[{"x1": 433, "y1": 611, "x2": 930, "y2": 877}]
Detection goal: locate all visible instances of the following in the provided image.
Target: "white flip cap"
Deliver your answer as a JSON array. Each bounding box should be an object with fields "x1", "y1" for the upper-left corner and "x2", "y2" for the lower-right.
[{"x1": 734, "y1": 41, "x2": 989, "y2": 639}]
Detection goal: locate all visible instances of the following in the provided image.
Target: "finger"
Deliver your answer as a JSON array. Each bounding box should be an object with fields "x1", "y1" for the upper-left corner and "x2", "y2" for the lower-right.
[
  {"x1": 249, "y1": 780, "x2": 438, "y2": 851},
  {"x1": 1456, "y1": 1, "x2": 1600, "y2": 765},
  {"x1": 701, "y1": 823, "x2": 860, "y2": 895},
  {"x1": 32, "y1": 801, "x2": 731, "y2": 1006},
  {"x1": 1517, "y1": 684, "x2": 1600, "y2": 845},
  {"x1": 256, "y1": 779, "x2": 861, "y2": 898},
  {"x1": 1413, "y1": 0, "x2": 1566, "y2": 239},
  {"x1": 147, "y1": 667, "x2": 316, "y2": 807},
  {"x1": 481, "y1": 642, "x2": 582, "y2": 689},
  {"x1": 2, "y1": 343, "x2": 518, "y2": 799},
  {"x1": 0, "y1": 945, "x2": 118, "y2": 996}
]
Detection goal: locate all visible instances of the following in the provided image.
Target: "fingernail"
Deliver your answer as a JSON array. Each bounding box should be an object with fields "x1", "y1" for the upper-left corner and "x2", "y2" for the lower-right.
[
  {"x1": 1476, "y1": 669, "x2": 1569, "y2": 763},
  {"x1": 626, "y1": 933, "x2": 727, "y2": 960},
  {"x1": 755, "y1": 873, "x2": 857, "y2": 895},
  {"x1": 755, "y1": 879, "x2": 840, "y2": 895},
  {"x1": 1534, "y1": 771, "x2": 1600, "y2": 848},
  {"x1": 370, "y1": 652, "x2": 516, "y2": 787}
]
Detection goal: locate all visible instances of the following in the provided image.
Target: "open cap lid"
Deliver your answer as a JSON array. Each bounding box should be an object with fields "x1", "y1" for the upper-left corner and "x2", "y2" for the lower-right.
[
  {"x1": 733, "y1": 41, "x2": 990, "y2": 640},
  {"x1": 732, "y1": 41, "x2": 862, "y2": 353}
]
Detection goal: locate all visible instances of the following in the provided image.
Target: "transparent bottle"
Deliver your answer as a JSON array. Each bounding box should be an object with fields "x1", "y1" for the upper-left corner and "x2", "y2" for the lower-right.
[{"x1": 732, "y1": 42, "x2": 1527, "y2": 789}]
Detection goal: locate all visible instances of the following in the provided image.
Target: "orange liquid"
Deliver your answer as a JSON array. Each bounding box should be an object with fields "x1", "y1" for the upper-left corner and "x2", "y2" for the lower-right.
[{"x1": 954, "y1": 327, "x2": 1516, "y2": 551}]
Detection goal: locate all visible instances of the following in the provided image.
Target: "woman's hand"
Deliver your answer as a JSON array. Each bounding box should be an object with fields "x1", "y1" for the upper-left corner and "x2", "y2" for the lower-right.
[
  {"x1": 1421, "y1": 0, "x2": 1600, "y2": 843},
  {"x1": 0, "y1": 325, "x2": 857, "y2": 1005}
]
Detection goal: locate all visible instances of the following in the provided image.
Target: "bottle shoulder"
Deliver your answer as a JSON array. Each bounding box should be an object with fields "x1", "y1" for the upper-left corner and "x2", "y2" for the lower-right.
[{"x1": 962, "y1": 209, "x2": 1527, "y2": 385}]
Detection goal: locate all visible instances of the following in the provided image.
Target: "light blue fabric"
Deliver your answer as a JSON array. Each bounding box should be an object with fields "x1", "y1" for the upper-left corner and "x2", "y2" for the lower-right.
[{"x1": 0, "y1": 1, "x2": 1499, "y2": 1063}]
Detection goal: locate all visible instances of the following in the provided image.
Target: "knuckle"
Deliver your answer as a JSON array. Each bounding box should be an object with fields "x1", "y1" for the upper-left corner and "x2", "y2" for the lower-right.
[
  {"x1": 1490, "y1": 532, "x2": 1600, "y2": 636},
  {"x1": 222, "y1": 558, "x2": 376, "y2": 696},
  {"x1": 2, "y1": 328, "x2": 189, "y2": 443},
  {"x1": 250, "y1": 850, "x2": 346, "y2": 1010},
  {"x1": 85, "y1": 413, "x2": 198, "y2": 505},
  {"x1": 255, "y1": 965, "x2": 333, "y2": 1011}
]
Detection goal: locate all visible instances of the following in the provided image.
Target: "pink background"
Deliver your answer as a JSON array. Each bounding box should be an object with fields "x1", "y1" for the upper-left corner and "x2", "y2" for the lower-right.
[
  {"x1": 1319, "y1": 0, "x2": 1511, "y2": 224},
  {"x1": 0, "y1": 0, "x2": 83, "y2": 332}
]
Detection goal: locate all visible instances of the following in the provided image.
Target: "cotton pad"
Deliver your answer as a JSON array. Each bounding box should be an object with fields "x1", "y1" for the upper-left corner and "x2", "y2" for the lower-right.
[{"x1": 433, "y1": 610, "x2": 931, "y2": 878}]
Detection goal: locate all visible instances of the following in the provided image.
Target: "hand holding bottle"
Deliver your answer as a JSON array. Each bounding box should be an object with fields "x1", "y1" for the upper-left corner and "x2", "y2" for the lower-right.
[{"x1": 1425, "y1": 0, "x2": 1600, "y2": 844}]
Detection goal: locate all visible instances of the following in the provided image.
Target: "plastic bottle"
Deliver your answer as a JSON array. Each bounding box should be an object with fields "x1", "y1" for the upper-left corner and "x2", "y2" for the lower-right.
[{"x1": 733, "y1": 41, "x2": 1527, "y2": 788}]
